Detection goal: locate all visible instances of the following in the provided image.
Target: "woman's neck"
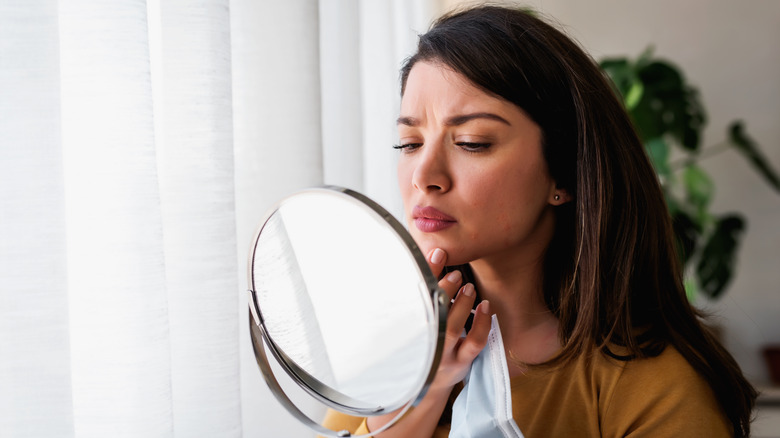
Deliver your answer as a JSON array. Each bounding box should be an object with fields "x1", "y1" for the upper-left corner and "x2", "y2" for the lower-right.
[
  {"x1": 470, "y1": 250, "x2": 550, "y2": 326},
  {"x1": 470, "y1": 252, "x2": 561, "y2": 372}
]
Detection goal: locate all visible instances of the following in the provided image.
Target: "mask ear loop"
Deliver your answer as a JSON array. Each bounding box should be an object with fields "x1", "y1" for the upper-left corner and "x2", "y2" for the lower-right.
[{"x1": 486, "y1": 316, "x2": 524, "y2": 438}]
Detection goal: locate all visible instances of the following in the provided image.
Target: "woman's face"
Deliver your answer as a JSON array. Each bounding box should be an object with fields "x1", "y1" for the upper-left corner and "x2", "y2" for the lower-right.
[{"x1": 397, "y1": 61, "x2": 560, "y2": 267}]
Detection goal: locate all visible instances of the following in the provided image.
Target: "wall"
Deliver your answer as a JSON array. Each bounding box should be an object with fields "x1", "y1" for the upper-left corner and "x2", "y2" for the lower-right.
[{"x1": 438, "y1": 0, "x2": 780, "y2": 385}]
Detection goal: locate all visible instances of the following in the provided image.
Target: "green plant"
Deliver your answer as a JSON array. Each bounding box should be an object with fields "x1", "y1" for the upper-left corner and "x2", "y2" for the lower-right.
[{"x1": 600, "y1": 48, "x2": 780, "y2": 301}]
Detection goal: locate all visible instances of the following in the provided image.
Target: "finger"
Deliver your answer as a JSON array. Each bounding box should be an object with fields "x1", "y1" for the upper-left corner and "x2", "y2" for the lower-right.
[
  {"x1": 426, "y1": 247, "x2": 447, "y2": 279},
  {"x1": 438, "y1": 269, "x2": 462, "y2": 300},
  {"x1": 445, "y1": 283, "x2": 478, "y2": 340},
  {"x1": 457, "y1": 300, "x2": 492, "y2": 362}
]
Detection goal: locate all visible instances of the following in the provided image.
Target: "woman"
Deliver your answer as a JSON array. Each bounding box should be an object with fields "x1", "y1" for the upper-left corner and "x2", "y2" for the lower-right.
[{"x1": 325, "y1": 5, "x2": 756, "y2": 437}]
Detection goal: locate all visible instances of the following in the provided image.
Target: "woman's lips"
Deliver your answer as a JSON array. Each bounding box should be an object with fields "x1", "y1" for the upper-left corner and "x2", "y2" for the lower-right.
[{"x1": 412, "y1": 206, "x2": 457, "y2": 232}]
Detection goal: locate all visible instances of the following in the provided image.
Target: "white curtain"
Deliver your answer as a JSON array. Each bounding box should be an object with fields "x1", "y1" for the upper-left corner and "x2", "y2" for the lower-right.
[{"x1": 0, "y1": 0, "x2": 434, "y2": 436}]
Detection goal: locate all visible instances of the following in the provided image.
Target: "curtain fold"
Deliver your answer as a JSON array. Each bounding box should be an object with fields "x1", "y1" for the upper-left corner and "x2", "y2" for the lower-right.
[
  {"x1": 153, "y1": 1, "x2": 242, "y2": 436},
  {"x1": 0, "y1": 0, "x2": 434, "y2": 436},
  {"x1": 230, "y1": 1, "x2": 325, "y2": 435},
  {"x1": 320, "y1": 0, "x2": 364, "y2": 191},
  {"x1": 0, "y1": 2, "x2": 73, "y2": 436},
  {"x1": 59, "y1": 0, "x2": 172, "y2": 435}
]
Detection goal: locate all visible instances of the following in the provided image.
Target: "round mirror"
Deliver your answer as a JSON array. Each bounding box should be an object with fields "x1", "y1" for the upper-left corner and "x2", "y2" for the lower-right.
[{"x1": 248, "y1": 186, "x2": 447, "y2": 437}]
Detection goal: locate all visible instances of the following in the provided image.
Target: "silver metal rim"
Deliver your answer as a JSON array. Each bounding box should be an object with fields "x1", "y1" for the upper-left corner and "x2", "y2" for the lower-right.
[{"x1": 246, "y1": 185, "x2": 448, "y2": 435}]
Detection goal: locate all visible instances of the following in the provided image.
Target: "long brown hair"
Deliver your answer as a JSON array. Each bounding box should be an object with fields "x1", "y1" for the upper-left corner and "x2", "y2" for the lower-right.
[{"x1": 401, "y1": 5, "x2": 756, "y2": 436}]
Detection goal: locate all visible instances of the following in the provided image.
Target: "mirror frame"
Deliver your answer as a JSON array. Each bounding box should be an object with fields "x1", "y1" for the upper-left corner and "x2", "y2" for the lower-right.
[{"x1": 247, "y1": 186, "x2": 448, "y2": 437}]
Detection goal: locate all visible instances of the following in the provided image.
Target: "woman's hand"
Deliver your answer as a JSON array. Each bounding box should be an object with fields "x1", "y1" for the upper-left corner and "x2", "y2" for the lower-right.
[{"x1": 426, "y1": 247, "x2": 492, "y2": 392}]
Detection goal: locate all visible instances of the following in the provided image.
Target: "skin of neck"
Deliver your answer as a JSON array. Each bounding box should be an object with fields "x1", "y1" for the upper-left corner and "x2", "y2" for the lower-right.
[{"x1": 468, "y1": 206, "x2": 561, "y2": 369}]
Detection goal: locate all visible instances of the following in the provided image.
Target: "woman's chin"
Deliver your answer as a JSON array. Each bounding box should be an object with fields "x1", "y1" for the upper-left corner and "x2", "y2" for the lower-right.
[{"x1": 410, "y1": 233, "x2": 441, "y2": 256}]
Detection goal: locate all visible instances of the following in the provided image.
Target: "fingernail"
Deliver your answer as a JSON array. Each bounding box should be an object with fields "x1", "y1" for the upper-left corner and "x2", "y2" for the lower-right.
[
  {"x1": 446, "y1": 270, "x2": 462, "y2": 284},
  {"x1": 479, "y1": 300, "x2": 490, "y2": 314},
  {"x1": 431, "y1": 248, "x2": 445, "y2": 265},
  {"x1": 462, "y1": 283, "x2": 474, "y2": 297}
]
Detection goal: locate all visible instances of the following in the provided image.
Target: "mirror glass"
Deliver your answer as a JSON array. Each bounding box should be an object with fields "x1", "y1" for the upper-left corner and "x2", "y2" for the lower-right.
[{"x1": 248, "y1": 187, "x2": 444, "y2": 424}]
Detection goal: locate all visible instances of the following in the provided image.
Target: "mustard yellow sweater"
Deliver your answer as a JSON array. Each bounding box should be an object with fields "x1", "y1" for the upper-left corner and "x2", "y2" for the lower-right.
[{"x1": 321, "y1": 345, "x2": 731, "y2": 437}]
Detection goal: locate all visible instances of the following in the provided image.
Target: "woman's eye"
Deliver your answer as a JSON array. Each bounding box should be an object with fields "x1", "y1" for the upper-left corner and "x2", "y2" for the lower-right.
[
  {"x1": 456, "y1": 141, "x2": 492, "y2": 152},
  {"x1": 392, "y1": 143, "x2": 423, "y2": 152}
]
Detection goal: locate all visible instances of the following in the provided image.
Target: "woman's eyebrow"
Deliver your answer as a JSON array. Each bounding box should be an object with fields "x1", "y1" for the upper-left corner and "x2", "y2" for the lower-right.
[
  {"x1": 396, "y1": 116, "x2": 419, "y2": 126},
  {"x1": 396, "y1": 112, "x2": 511, "y2": 127},
  {"x1": 445, "y1": 112, "x2": 511, "y2": 126}
]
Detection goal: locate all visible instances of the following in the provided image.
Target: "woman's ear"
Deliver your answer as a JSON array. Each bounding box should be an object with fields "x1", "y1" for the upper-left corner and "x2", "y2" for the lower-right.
[{"x1": 550, "y1": 188, "x2": 573, "y2": 206}]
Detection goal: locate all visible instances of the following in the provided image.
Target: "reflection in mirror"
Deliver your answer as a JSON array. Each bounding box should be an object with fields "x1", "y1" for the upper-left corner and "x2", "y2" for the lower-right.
[{"x1": 248, "y1": 187, "x2": 446, "y2": 436}]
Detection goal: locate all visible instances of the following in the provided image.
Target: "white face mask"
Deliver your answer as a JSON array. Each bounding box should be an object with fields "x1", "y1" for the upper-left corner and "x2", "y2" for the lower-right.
[{"x1": 449, "y1": 315, "x2": 524, "y2": 438}]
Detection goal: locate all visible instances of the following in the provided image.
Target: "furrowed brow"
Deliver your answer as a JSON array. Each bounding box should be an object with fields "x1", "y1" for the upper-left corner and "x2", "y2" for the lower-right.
[
  {"x1": 444, "y1": 113, "x2": 511, "y2": 126},
  {"x1": 396, "y1": 116, "x2": 419, "y2": 126}
]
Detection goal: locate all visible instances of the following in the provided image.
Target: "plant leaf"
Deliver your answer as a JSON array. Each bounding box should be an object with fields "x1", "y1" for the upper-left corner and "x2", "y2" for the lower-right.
[
  {"x1": 672, "y1": 210, "x2": 701, "y2": 266},
  {"x1": 600, "y1": 58, "x2": 642, "y2": 106},
  {"x1": 696, "y1": 215, "x2": 745, "y2": 299},
  {"x1": 635, "y1": 46, "x2": 655, "y2": 70},
  {"x1": 682, "y1": 164, "x2": 715, "y2": 223},
  {"x1": 677, "y1": 87, "x2": 706, "y2": 151},
  {"x1": 729, "y1": 121, "x2": 780, "y2": 192},
  {"x1": 633, "y1": 61, "x2": 706, "y2": 151},
  {"x1": 645, "y1": 137, "x2": 670, "y2": 177},
  {"x1": 684, "y1": 277, "x2": 698, "y2": 303},
  {"x1": 625, "y1": 81, "x2": 644, "y2": 110}
]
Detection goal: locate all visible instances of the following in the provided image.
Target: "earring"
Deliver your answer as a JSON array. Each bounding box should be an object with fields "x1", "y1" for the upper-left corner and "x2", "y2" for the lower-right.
[{"x1": 554, "y1": 194, "x2": 560, "y2": 201}]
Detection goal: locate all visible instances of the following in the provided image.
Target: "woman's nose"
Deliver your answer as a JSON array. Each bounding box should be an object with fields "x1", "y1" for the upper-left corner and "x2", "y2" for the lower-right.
[{"x1": 412, "y1": 144, "x2": 451, "y2": 194}]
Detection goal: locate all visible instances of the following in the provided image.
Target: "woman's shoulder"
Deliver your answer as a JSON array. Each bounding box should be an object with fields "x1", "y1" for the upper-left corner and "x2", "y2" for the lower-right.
[
  {"x1": 597, "y1": 342, "x2": 702, "y2": 381},
  {"x1": 519, "y1": 342, "x2": 705, "y2": 385},
  {"x1": 511, "y1": 344, "x2": 715, "y2": 413},
  {"x1": 597, "y1": 344, "x2": 732, "y2": 437},
  {"x1": 510, "y1": 344, "x2": 731, "y2": 437}
]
